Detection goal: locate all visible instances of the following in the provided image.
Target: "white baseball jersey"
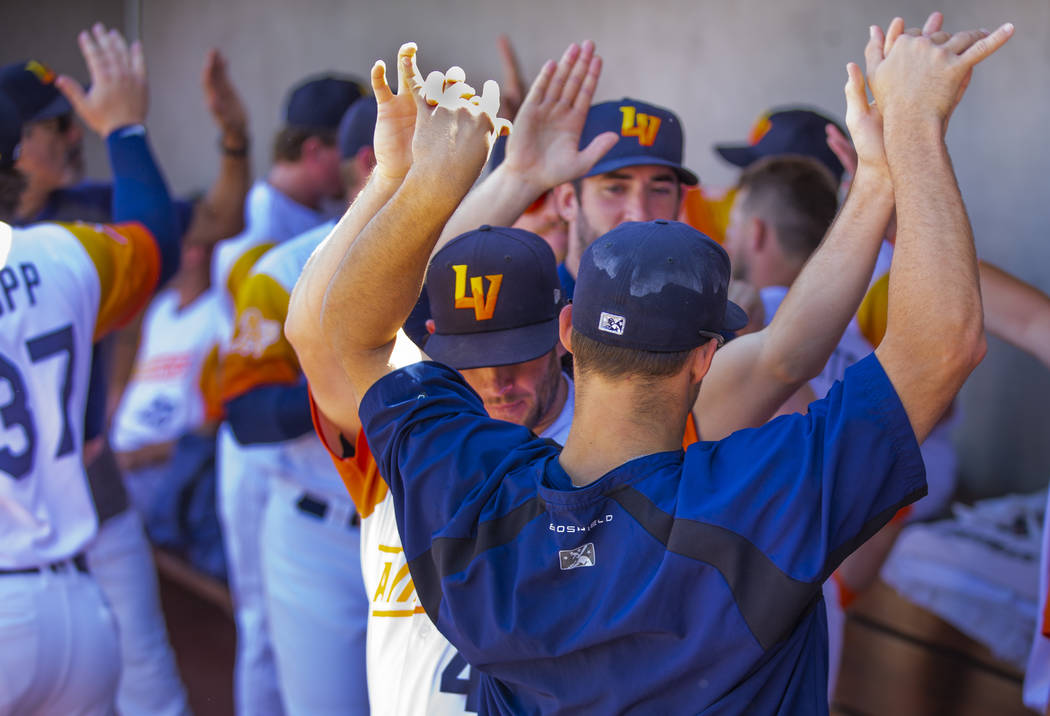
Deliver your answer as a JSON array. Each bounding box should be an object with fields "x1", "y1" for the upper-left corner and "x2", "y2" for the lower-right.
[
  {"x1": 0, "y1": 221, "x2": 159, "y2": 568},
  {"x1": 312, "y1": 377, "x2": 573, "y2": 715},
  {"x1": 110, "y1": 287, "x2": 223, "y2": 453}
]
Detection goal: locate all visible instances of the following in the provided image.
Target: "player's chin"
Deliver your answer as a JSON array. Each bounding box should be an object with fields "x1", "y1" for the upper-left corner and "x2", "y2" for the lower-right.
[{"x1": 486, "y1": 398, "x2": 533, "y2": 426}]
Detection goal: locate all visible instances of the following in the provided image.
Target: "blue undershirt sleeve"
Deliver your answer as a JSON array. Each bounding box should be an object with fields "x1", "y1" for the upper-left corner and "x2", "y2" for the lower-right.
[
  {"x1": 225, "y1": 379, "x2": 314, "y2": 445},
  {"x1": 106, "y1": 124, "x2": 180, "y2": 285}
]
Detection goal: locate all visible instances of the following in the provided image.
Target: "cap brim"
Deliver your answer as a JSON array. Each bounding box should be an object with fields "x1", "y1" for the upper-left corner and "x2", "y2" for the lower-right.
[
  {"x1": 584, "y1": 154, "x2": 699, "y2": 186},
  {"x1": 724, "y1": 299, "x2": 748, "y2": 332},
  {"x1": 29, "y1": 94, "x2": 72, "y2": 122},
  {"x1": 423, "y1": 318, "x2": 560, "y2": 371},
  {"x1": 714, "y1": 144, "x2": 762, "y2": 169}
]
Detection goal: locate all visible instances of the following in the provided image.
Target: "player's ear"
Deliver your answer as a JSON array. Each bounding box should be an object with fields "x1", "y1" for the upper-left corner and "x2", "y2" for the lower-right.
[
  {"x1": 558, "y1": 304, "x2": 573, "y2": 354},
  {"x1": 689, "y1": 339, "x2": 717, "y2": 383},
  {"x1": 425, "y1": 318, "x2": 436, "y2": 335},
  {"x1": 552, "y1": 182, "x2": 578, "y2": 224}
]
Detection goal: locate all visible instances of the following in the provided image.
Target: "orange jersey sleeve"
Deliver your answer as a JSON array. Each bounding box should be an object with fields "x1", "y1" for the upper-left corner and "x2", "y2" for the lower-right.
[
  {"x1": 60, "y1": 221, "x2": 160, "y2": 340},
  {"x1": 679, "y1": 186, "x2": 736, "y2": 245},
  {"x1": 308, "y1": 389, "x2": 388, "y2": 519},
  {"x1": 198, "y1": 343, "x2": 226, "y2": 422},
  {"x1": 221, "y1": 272, "x2": 300, "y2": 402},
  {"x1": 682, "y1": 412, "x2": 700, "y2": 449}
]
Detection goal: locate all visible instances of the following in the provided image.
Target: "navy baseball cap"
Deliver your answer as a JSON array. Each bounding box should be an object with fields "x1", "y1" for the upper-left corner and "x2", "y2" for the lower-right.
[
  {"x1": 284, "y1": 74, "x2": 365, "y2": 131},
  {"x1": 425, "y1": 225, "x2": 563, "y2": 370},
  {"x1": 580, "y1": 98, "x2": 698, "y2": 186},
  {"x1": 573, "y1": 220, "x2": 747, "y2": 352},
  {"x1": 715, "y1": 107, "x2": 846, "y2": 183},
  {"x1": 0, "y1": 60, "x2": 72, "y2": 125},
  {"x1": 338, "y1": 96, "x2": 376, "y2": 160}
]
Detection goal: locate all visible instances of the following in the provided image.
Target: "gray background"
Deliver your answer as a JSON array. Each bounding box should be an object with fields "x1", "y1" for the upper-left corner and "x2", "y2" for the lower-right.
[{"x1": 3, "y1": 0, "x2": 1048, "y2": 498}]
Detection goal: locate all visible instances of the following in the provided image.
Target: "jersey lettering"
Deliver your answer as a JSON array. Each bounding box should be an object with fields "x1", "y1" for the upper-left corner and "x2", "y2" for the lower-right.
[
  {"x1": 439, "y1": 653, "x2": 480, "y2": 712},
  {"x1": 0, "y1": 324, "x2": 76, "y2": 479},
  {"x1": 371, "y1": 543, "x2": 423, "y2": 617},
  {"x1": 0, "y1": 263, "x2": 42, "y2": 316},
  {"x1": 619, "y1": 106, "x2": 662, "y2": 147},
  {"x1": 453, "y1": 265, "x2": 502, "y2": 321}
]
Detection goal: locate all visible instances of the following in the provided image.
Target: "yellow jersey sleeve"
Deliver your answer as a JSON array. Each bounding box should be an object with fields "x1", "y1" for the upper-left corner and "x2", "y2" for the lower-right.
[
  {"x1": 60, "y1": 221, "x2": 160, "y2": 340},
  {"x1": 221, "y1": 271, "x2": 300, "y2": 402},
  {"x1": 857, "y1": 272, "x2": 890, "y2": 349}
]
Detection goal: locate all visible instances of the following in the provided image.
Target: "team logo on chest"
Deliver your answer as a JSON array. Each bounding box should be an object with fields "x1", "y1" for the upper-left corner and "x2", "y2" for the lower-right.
[
  {"x1": 230, "y1": 307, "x2": 280, "y2": 358},
  {"x1": 559, "y1": 542, "x2": 596, "y2": 570},
  {"x1": 453, "y1": 264, "x2": 502, "y2": 321}
]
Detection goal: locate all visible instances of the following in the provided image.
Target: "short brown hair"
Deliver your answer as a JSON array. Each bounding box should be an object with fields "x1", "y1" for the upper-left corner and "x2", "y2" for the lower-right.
[
  {"x1": 272, "y1": 126, "x2": 337, "y2": 163},
  {"x1": 736, "y1": 156, "x2": 838, "y2": 260},
  {"x1": 0, "y1": 166, "x2": 27, "y2": 221},
  {"x1": 570, "y1": 328, "x2": 701, "y2": 380}
]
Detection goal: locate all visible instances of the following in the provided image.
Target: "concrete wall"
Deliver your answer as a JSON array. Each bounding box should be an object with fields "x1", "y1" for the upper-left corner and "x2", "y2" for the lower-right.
[{"x1": 3, "y1": 0, "x2": 1048, "y2": 496}]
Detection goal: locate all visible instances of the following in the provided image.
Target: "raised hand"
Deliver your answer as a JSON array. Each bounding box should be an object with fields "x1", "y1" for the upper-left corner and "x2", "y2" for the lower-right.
[
  {"x1": 202, "y1": 49, "x2": 247, "y2": 140},
  {"x1": 868, "y1": 15, "x2": 1014, "y2": 130},
  {"x1": 499, "y1": 40, "x2": 618, "y2": 195},
  {"x1": 370, "y1": 43, "x2": 422, "y2": 182},
  {"x1": 400, "y1": 48, "x2": 502, "y2": 193},
  {"x1": 55, "y1": 23, "x2": 148, "y2": 137}
]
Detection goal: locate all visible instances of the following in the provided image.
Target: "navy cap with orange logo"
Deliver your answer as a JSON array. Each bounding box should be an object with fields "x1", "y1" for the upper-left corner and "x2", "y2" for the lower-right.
[
  {"x1": 573, "y1": 220, "x2": 747, "y2": 352},
  {"x1": 0, "y1": 60, "x2": 72, "y2": 125},
  {"x1": 579, "y1": 98, "x2": 698, "y2": 186},
  {"x1": 715, "y1": 107, "x2": 846, "y2": 182},
  {"x1": 425, "y1": 225, "x2": 563, "y2": 370}
]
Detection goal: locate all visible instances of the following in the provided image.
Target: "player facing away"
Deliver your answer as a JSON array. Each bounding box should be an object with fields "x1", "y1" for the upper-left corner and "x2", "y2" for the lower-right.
[
  {"x1": 296, "y1": 16, "x2": 1012, "y2": 714},
  {"x1": 0, "y1": 26, "x2": 181, "y2": 714}
]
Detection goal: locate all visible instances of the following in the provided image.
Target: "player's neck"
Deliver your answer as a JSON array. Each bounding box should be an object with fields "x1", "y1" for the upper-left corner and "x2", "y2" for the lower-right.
[
  {"x1": 559, "y1": 373, "x2": 690, "y2": 488},
  {"x1": 268, "y1": 164, "x2": 322, "y2": 211},
  {"x1": 15, "y1": 179, "x2": 52, "y2": 223}
]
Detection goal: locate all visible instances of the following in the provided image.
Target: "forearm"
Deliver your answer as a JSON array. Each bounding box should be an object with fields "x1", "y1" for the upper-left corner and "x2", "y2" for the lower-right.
[
  {"x1": 979, "y1": 261, "x2": 1050, "y2": 369},
  {"x1": 193, "y1": 130, "x2": 252, "y2": 241},
  {"x1": 762, "y1": 169, "x2": 893, "y2": 383},
  {"x1": 878, "y1": 117, "x2": 985, "y2": 439},
  {"x1": 435, "y1": 163, "x2": 545, "y2": 251},
  {"x1": 322, "y1": 169, "x2": 465, "y2": 396},
  {"x1": 108, "y1": 125, "x2": 180, "y2": 284}
]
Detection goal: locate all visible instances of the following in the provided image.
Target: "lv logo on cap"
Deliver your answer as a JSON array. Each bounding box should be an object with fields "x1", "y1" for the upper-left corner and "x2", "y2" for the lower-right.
[
  {"x1": 619, "y1": 106, "x2": 661, "y2": 147},
  {"x1": 453, "y1": 265, "x2": 502, "y2": 321},
  {"x1": 25, "y1": 60, "x2": 56, "y2": 84}
]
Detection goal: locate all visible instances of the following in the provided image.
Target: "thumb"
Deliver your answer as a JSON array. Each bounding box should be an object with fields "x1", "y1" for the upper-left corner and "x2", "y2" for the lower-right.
[
  {"x1": 576, "y1": 131, "x2": 619, "y2": 174},
  {"x1": 371, "y1": 60, "x2": 394, "y2": 104},
  {"x1": 54, "y1": 75, "x2": 89, "y2": 116},
  {"x1": 844, "y1": 62, "x2": 868, "y2": 114}
]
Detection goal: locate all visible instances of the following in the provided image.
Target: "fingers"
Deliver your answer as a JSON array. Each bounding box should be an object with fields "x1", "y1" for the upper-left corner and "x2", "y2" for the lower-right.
[
  {"x1": 545, "y1": 43, "x2": 580, "y2": 107},
  {"x1": 922, "y1": 11, "x2": 944, "y2": 35},
  {"x1": 943, "y1": 28, "x2": 990, "y2": 55},
  {"x1": 558, "y1": 39, "x2": 595, "y2": 108},
  {"x1": 395, "y1": 42, "x2": 421, "y2": 98},
  {"x1": 958, "y1": 22, "x2": 1014, "y2": 68},
  {"x1": 520, "y1": 59, "x2": 555, "y2": 110},
  {"x1": 572, "y1": 53, "x2": 602, "y2": 113},
  {"x1": 478, "y1": 79, "x2": 500, "y2": 119},
  {"x1": 371, "y1": 60, "x2": 394, "y2": 104},
  {"x1": 884, "y1": 17, "x2": 905, "y2": 54},
  {"x1": 865, "y1": 25, "x2": 885, "y2": 75},
  {"x1": 445, "y1": 66, "x2": 466, "y2": 85},
  {"x1": 844, "y1": 61, "x2": 868, "y2": 111},
  {"x1": 424, "y1": 71, "x2": 445, "y2": 105},
  {"x1": 77, "y1": 28, "x2": 104, "y2": 81},
  {"x1": 130, "y1": 40, "x2": 146, "y2": 81},
  {"x1": 497, "y1": 34, "x2": 525, "y2": 98},
  {"x1": 926, "y1": 31, "x2": 952, "y2": 46},
  {"x1": 825, "y1": 122, "x2": 857, "y2": 177}
]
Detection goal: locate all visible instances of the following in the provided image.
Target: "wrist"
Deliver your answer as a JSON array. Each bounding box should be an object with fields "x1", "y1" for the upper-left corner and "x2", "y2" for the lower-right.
[
  {"x1": 882, "y1": 110, "x2": 943, "y2": 145},
  {"x1": 851, "y1": 164, "x2": 893, "y2": 194},
  {"x1": 219, "y1": 132, "x2": 249, "y2": 158},
  {"x1": 491, "y1": 162, "x2": 547, "y2": 203}
]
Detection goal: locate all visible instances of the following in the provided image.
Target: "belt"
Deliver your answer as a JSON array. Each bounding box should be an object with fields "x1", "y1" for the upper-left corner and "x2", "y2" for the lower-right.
[
  {"x1": 0, "y1": 553, "x2": 89, "y2": 576},
  {"x1": 296, "y1": 494, "x2": 360, "y2": 529}
]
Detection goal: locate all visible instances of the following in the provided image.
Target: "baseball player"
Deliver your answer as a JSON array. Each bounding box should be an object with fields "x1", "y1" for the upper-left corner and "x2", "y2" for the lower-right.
[
  {"x1": 0, "y1": 25, "x2": 181, "y2": 715},
  {"x1": 300, "y1": 18, "x2": 1011, "y2": 713},
  {"x1": 210, "y1": 72, "x2": 361, "y2": 716},
  {"x1": 218, "y1": 97, "x2": 379, "y2": 715},
  {"x1": 0, "y1": 25, "x2": 211, "y2": 715}
]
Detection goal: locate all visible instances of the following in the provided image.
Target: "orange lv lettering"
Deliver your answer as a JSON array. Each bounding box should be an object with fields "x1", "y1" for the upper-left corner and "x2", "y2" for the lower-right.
[
  {"x1": 619, "y1": 106, "x2": 661, "y2": 147},
  {"x1": 453, "y1": 264, "x2": 503, "y2": 321}
]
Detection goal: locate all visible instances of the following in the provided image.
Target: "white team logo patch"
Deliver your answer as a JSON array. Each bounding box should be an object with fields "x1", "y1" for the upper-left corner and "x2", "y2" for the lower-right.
[
  {"x1": 559, "y1": 542, "x2": 596, "y2": 570},
  {"x1": 0, "y1": 221, "x2": 11, "y2": 268},
  {"x1": 598, "y1": 312, "x2": 625, "y2": 336},
  {"x1": 230, "y1": 307, "x2": 280, "y2": 359}
]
